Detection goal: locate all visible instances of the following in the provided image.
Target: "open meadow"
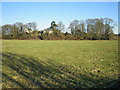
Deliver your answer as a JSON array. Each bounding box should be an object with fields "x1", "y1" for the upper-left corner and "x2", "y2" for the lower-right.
[{"x1": 2, "y1": 40, "x2": 119, "y2": 88}]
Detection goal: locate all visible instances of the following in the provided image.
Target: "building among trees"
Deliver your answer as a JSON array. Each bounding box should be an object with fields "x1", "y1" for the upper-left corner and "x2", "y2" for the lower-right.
[{"x1": 1, "y1": 18, "x2": 117, "y2": 40}]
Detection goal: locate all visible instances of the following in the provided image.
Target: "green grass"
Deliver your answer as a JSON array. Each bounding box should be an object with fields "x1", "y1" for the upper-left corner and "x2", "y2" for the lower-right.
[{"x1": 2, "y1": 40, "x2": 119, "y2": 88}]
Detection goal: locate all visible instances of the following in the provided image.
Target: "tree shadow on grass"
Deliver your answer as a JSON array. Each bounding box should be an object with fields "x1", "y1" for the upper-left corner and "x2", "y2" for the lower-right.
[{"x1": 2, "y1": 52, "x2": 119, "y2": 88}]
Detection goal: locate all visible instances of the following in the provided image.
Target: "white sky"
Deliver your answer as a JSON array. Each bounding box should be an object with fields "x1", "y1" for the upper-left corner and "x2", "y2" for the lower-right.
[{"x1": 1, "y1": 0, "x2": 120, "y2": 2}]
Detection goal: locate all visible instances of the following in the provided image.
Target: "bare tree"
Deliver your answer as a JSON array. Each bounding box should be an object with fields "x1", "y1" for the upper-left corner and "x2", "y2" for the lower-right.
[{"x1": 57, "y1": 21, "x2": 65, "y2": 32}]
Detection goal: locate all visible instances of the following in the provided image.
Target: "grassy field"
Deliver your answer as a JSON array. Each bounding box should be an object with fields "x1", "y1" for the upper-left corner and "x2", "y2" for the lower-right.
[{"x1": 2, "y1": 40, "x2": 119, "y2": 88}]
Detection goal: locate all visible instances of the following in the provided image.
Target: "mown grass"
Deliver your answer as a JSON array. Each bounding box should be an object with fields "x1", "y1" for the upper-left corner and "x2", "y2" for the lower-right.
[{"x1": 2, "y1": 40, "x2": 119, "y2": 88}]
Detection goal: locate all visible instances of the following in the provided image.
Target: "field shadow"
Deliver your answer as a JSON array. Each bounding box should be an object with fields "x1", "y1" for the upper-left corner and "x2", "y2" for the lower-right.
[{"x1": 2, "y1": 52, "x2": 119, "y2": 88}]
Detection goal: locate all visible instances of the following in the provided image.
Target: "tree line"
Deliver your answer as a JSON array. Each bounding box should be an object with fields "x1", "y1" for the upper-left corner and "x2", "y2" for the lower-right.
[{"x1": 0, "y1": 18, "x2": 118, "y2": 40}]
